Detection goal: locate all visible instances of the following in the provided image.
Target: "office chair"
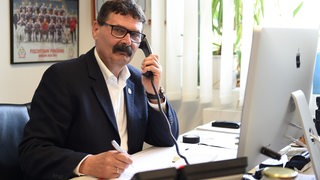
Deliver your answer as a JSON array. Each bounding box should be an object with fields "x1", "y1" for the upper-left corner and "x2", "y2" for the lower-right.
[{"x1": 0, "y1": 103, "x2": 30, "y2": 179}]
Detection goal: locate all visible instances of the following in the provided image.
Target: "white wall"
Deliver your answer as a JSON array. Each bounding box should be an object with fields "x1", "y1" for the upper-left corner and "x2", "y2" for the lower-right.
[
  {"x1": 0, "y1": 1, "x2": 94, "y2": 103},
  {"x1": 0, "y1": 1, "x2": 213, "y2": 133}
]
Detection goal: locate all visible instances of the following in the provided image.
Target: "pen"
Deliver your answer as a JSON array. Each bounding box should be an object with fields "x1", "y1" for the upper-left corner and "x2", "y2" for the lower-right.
[
  {"x1": 111, "y1": 140, "x2": 134, "y2": 168},
  {"x1": 111, "y1": 140, "x2": 127, "y2": 154}
]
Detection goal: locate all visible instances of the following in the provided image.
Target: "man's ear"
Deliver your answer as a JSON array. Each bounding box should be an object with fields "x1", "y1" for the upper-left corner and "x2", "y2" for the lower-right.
[{"x1": 92, "y1": 21, "x2": 100, "y2": 40}]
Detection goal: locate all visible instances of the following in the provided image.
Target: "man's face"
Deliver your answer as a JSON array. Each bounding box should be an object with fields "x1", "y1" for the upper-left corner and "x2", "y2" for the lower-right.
[{"x1": 93, "y1": 13, "x2": 144, "y2": 69}]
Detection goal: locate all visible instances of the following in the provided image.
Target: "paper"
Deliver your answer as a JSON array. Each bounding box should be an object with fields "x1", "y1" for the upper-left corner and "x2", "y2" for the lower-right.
[
  {"x1": 117, "y1": 146, "x2": 179, "y2": 179},
  {"x1": 117, "y1": 141, "x2": 236, "y2": 179},
  {"x1": 71, "y1": 130, "x2": 238, "y2": 180}
]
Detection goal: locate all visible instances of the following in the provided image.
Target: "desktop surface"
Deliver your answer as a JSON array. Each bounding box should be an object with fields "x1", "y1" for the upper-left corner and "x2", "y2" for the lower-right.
[
  {"x1": 71, "y1": 127, "x2": 240, "y2": 180},
  {"x1": 69, "y1": 123, "x2": 320, "y2": 180}
]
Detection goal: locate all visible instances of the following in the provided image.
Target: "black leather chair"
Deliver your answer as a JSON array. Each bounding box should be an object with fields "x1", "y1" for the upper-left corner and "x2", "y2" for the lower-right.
[{"x1": 0, "y1": 103, "x2": 30, "y2": 180}]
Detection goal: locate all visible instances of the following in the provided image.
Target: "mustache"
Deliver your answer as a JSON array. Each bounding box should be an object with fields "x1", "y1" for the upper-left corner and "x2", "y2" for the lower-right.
[{"x1": 112, "y1": 44, "x2": 133, "y2": 56}]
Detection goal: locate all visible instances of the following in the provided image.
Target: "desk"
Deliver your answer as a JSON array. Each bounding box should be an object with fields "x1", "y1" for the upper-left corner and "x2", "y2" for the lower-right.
[
  {"x1": 71, "y1": 121, "x2": 319, "y2": 180},
  {"x1": 127, "y1": 127, "x2": 239, "y2": 176},
  {"x1": 71, "y1": 125, "x2": 239, "y2": 180}
]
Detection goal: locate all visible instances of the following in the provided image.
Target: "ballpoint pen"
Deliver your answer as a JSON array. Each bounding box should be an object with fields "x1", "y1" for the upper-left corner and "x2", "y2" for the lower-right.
[
  {"x1": 111, "y1": 140, "x2": 127, "y2": 154},
  {"x1": 111, "y1": 140, "x2": 134, "y2": 170}
]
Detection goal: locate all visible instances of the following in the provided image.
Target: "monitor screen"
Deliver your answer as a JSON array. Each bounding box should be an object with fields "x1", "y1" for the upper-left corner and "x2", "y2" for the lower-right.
[{"x1": 237, "y1": 26, "x2": 319, "y2": 171}]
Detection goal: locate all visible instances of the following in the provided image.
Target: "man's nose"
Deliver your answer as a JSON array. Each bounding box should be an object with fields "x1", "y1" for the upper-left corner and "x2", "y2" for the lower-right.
[{"x1": 121, "y1": 33, "x2": 132, "y2": 45}]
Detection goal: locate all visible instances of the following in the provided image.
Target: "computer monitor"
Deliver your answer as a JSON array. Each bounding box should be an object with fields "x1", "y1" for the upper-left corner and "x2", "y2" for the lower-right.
[{"x1": 237, "y1": 26, "x2": 319, "y2": 171}]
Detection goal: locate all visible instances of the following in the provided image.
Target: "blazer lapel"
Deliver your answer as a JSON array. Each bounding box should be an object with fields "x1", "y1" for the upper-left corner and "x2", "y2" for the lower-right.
[
  {"x1": 125, "y1": 79, "x2": 138, "y2": 152},
  {"x1": 86, "y1": 49, "x2": 118, "y2": 132},
  {"x1": 125, "y1": 80, "x2": 135, "y2": 124}
]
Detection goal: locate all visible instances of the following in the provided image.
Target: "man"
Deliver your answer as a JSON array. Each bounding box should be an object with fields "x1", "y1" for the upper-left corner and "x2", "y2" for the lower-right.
[{"x1": 18, "y1": 0, "x2": 179, "y2": 179}]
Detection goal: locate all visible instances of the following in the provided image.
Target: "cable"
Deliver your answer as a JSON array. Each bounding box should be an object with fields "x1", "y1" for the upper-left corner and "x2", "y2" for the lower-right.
[{"x1": 149, "y1": 75, "x2": 190, "y2": 165}]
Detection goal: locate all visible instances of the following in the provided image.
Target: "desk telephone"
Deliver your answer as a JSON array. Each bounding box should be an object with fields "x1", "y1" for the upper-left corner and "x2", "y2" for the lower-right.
[{"x1": 139, "y1": 37, "x2": 153, "y2": 78}]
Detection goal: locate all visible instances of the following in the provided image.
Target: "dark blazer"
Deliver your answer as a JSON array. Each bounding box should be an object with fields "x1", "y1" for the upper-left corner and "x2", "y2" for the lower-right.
[{"x1": 18, "y1": 48, "x2": 179, "y2": 180}]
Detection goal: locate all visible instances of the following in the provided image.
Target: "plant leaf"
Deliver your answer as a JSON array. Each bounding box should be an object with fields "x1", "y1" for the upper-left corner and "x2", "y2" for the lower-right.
[{"x1": 293, "y1": 1, "x2": 304, "y2": 17}]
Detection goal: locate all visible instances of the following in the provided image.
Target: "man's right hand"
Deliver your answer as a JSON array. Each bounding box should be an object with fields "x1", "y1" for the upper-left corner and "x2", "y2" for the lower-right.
[{"x1": 79, "y1": 150, "x2": 133, "y2": 179}]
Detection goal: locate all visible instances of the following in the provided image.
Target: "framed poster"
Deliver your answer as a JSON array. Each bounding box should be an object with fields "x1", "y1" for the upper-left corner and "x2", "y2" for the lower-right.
[
  {"x1": 10, "y1": 0, "x2": 79, "y2": 64},
  {"x1": 92, "y1": 0, "x2": 107, "y2": 22}
]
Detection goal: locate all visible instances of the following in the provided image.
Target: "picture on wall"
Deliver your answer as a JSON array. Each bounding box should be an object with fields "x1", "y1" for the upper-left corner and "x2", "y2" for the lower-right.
[
  {"x1": 10, "y1": 0, "x2": 79, "y2": 64},
  {"x1": 91, "y1": 0, "x2": 107, "y2": 22}
]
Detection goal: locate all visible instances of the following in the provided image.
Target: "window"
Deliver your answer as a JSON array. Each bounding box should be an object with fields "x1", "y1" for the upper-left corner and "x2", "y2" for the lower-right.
[{"x1": 153, "y1": 0, "x2": 320, "y2": 108}]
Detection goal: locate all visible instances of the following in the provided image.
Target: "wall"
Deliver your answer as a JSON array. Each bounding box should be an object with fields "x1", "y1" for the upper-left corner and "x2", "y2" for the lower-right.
[
  {"x1": 3, "y1": 1, "x2": 319, "y2": 134},
  {"x1": 0, "y1": 1, "x2": 212, "y2": 133},
  {"x1": 0, "y1": 1, "x2": 94, "y2": 103}
]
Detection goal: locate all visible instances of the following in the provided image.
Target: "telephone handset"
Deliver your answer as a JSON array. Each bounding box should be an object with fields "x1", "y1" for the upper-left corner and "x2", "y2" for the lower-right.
[
  {"x1": 139, "y1": 38, "x2": 190, "y2": 166},
  {"x1": 139, "y1": 37, "x2": 153, "y2": 78}
]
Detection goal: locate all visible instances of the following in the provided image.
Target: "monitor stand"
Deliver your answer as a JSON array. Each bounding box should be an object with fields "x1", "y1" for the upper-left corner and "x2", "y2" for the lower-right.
[{"x1": 291, "y1": 90, "x2": 320, "y2": 179}]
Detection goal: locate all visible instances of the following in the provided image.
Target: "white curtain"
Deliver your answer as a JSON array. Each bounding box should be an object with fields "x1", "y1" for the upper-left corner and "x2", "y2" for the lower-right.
[
  {"x1": 165, "y1": 0, "x2": 199, "y2": 102},
  {"x1": 199, "y1": 0, "x2": 213, "y2": 103},
  {"x1": 164, "y1": 0, "x2": 246, "y2": 105},
  {"x1": 150, "y1": 0, "x2": 166, "y2": 85},
  {"x1": 162, "y1": 0, "x2": 237, "y2": 106},
  {"x1": 165, "y1": 0, "x2": 183, "y2": 100},
  {"x1": 181, "y1": 0, "x2": 199, "y2": 101},
  {"x1": 219, "y1": 0, "x2": 234, "y2": 105},
  {"x1": 239, "y1": 0, "x2": 254, "y2": 106}
]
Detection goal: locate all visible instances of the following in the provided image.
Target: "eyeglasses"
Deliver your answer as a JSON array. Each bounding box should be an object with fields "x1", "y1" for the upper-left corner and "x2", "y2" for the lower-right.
[{"x1": 103, "y1": 23, "x2": 146, "y2": 43}]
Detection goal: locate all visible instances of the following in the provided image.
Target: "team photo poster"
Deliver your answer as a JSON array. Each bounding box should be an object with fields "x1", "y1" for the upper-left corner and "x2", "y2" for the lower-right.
[{"x1": 10, "y1": 0, "x2": 79, "y2": 64}]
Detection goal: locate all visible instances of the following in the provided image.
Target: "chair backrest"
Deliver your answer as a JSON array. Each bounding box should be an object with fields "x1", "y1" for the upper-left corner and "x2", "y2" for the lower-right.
[{"x1": 0, "y1": 103, "x2": 30, "y2": 179}]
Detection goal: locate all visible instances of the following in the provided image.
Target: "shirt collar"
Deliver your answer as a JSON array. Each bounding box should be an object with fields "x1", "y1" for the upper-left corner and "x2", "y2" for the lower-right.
[{"x1": 94, "y1": 48, "x2": 131, "y2": 87}]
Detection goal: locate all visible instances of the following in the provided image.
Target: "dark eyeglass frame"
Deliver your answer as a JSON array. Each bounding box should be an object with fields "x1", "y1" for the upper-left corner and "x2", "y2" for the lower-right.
[{"x1": 102, "y1": 22, "x2": 146, "y2": 43}]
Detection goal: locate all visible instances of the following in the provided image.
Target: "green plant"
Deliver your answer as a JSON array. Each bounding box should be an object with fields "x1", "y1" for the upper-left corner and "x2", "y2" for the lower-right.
[
  {"x1": 211, "y1": 0, "x2": 264, "y2": 56},
  {"x1": 211, "y1": 0, "x2": 304, "y2": 87},
  {"x1": 211, "y1": 0, "x2": 264, "y2": 87},
  {"x1": 253, "y1": 0, "x2": 265, "y2": 26},
  {"x1": 211, "y1": 0, "x2": 304, "y2": 57},
  {"x1": 211, "y1": 0, "x2": 223, "y2": 55}
]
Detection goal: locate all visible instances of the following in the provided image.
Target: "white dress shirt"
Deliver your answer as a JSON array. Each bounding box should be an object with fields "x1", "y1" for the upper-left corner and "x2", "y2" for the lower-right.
[{"x1": 95, "y1": 48, "x2": 130, "y2": 151}]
